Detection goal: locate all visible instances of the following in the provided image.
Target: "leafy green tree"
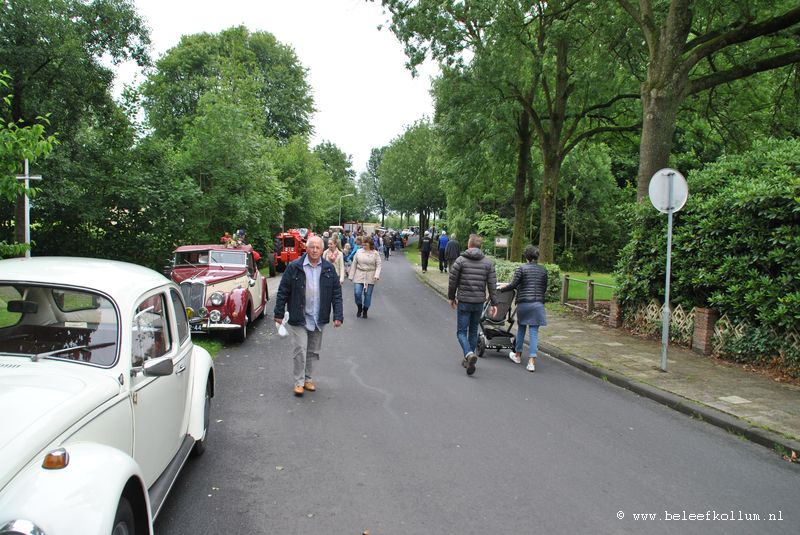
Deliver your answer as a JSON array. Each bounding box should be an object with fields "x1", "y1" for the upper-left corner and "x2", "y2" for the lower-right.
[
  {"x1": 382, "y1": 0, "x2": 641, "y2": 262},
  {"x1": 267, "y1": 136, "x2": 330, "y2": 231},
  {"x1": 174, "y1": 86, "x2": 285, "y2": 245},
  {"x1": 379, "y1": 120, "x2": 445, "y2": 232},
  {"x1": 0, "y1": 0, "x2": 150, "y2": 243},
  {"x1": 142, "y1": 26, "x2": 313, "y2": 142},
  {"x1": 618, "y1": 0, "x2": 800, "y2": 199},
  {"x1": 359, "y1": 147, "x2": 388, "y2": 225},
  {"x1": 0, "y1": 72, "x2": 56, "y2": 257},
  {"x1": 313, "y1": 141, "x2": 357, "y2": 225},
  {"x1": 557, "y1": 143, "x2": 634, "y2": 272}
]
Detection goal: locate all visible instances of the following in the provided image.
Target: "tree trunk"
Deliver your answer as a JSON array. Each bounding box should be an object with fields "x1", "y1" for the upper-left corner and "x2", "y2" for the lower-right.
[
  {"x1": 510, "y1": 112, "x2": 534, "y2": 262},
  {"x1": 538, "y1": 154, "x2": 561, "y2": 264},
  {"x1": 636, "y1": 86, "x2": 682, "y2": 200}
]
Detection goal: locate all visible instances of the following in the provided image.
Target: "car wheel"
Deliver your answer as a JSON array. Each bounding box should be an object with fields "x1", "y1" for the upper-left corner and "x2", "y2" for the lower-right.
[
  {"x1": 232, "y1": 310, "x2": 249, "y2": 343},
  {"x1": 192, "y1": 378, "x2": 212, "y2": 457},
  {"x1": 111, "y1": 496, "x2": 135, "y2": 535},
  {"x1": 476, "y1": 333, "x2": 486, "y2": 358}
]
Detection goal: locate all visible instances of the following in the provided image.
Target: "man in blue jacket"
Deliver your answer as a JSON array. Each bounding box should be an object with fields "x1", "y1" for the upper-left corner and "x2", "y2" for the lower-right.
[{"x1": 274, "y1": 236, "x2": 344, "y2": 396}]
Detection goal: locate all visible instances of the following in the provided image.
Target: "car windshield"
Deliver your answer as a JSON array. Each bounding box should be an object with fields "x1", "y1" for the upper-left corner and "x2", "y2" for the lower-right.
[
  {"x1": 209, "y1": 250, "x2": 247, "y2": 266},
  {"x1": 0, "y1": 284, "x2": 119, "y2": 366}
]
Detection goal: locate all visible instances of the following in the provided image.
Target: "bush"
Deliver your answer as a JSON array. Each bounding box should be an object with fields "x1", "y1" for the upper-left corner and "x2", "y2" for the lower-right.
[
  {"x1": 494, "y1": 258, "x2": 561, "y2": 303},
  {"x1": 616, "y1": 138, "x2": 800, "y2": 368}
]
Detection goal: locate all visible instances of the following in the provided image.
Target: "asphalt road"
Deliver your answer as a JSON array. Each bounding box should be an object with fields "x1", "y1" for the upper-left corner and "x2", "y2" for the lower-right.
[{"x1": 156, "y1": 252, "x2": 799, "y2": 534}]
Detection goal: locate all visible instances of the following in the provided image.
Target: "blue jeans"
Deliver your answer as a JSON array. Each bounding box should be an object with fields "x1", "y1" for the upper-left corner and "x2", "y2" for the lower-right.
[
  {"x1": 515, "y1": 324, "x2": 540, "y2": 357},
  {"x1": 456, "y1": 301, "x2": 483, "y2": 356},
  {"x1": 354, "y1": 283, "x2": 374, "y2": 309}
]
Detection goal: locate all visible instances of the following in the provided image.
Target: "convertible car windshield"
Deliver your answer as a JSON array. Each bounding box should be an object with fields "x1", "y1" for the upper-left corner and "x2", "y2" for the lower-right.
[
  {"x1": 0, "y1": 284, "x2": 119, "y2": 366},
  {"x1": 174, "y1": 250, "x2": 247, "y2": 267}
]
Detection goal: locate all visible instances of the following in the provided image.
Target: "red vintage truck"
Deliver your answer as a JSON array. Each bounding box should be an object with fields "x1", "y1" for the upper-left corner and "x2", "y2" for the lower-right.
[{"x1": 273, "y1": 228, "x2": 315, "y2": 272}]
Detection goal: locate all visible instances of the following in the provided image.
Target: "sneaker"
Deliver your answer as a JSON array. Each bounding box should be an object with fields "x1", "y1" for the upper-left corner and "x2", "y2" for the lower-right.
[
  {"x1": 465, "y1": 352, "x2": 478, "y2": 375},
  {"x1": 509, "y1": 351, "x2": 521, "y2": 364},
  {"x1": 526, "y1": 360, "x2": 536, "y2": 372}
]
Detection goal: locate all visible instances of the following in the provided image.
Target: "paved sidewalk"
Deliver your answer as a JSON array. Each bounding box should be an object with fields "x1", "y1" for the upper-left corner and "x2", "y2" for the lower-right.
[{"x1": 414, "y1": 261, "x2": 800, "y2": 459}]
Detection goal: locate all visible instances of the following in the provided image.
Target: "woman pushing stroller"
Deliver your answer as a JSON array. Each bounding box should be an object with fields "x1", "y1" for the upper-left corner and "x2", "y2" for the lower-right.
[{"x1": 499, "y1": 245, "x2": 548, "y2": 372}]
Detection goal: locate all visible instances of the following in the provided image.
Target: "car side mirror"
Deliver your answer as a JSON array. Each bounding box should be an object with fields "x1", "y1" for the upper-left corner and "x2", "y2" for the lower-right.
[{"x1": 142, "y1": 356, "x2": 174, "y2": 377}]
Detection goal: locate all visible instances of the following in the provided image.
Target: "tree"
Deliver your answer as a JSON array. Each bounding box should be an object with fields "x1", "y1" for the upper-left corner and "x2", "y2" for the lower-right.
[
  {"x1": 618, "y1": 0, "x2": 800, "y2": 199},
  {"x1": 0, "y1": 0, "x2": 150, "y2": 244},
  {"x1": 382, "y1": 0, "x2": 641, "y2": 262},
  {"x1": 142, "y1": 26, "x2": 314, "y2": 142},
  {"x1": 379, "y1": 120, "x2": 445, "y2": 231},
  {"x1": 359, "y1": 147, "x2": 388, "y2": 225},
  {"x1": 313, "y1": 141, "x2": 358, "y2": 225},
  {"x1": 0, "y1": 72, "x2": 56, "y2": 257}
]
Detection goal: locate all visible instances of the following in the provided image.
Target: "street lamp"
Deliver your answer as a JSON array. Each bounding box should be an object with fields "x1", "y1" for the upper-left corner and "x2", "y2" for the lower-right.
[{"x1": 339, "y1": 193, "x2": 355, "y2": 226}]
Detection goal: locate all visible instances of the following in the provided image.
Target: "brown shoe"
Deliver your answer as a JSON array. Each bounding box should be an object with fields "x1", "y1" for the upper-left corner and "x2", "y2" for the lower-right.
[
  {"x1": 293, "y1": 385, "x2": 304, "y2": 396},
  {"x1": 303, "y1": 380, "x2": 316, "y2": 392}
]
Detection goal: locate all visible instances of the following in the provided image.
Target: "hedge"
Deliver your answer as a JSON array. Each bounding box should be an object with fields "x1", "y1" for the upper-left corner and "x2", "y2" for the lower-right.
[
  {"x1": 494, "y1": 258, "x2": 562, "y2": 304},
  {"x1": 615, "y1": 138, "x2": 800, "y2": 370}
]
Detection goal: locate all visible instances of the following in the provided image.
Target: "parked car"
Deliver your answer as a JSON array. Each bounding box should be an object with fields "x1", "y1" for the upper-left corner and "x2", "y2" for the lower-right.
[
  {"x1": 169, "y1": 243, "x2": 267, "y2": 342},
  {"x1": 0, "y1": 256, "x2": 215, "y2": 535}
]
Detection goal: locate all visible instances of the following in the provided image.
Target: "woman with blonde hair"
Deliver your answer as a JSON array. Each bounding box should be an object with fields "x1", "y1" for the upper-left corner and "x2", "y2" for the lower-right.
[
  {"x1": 348, "y1": 238, "x2": 382, "y2": 318},
  {"x1": 322, "y1": 235, "x2": 345, "y2": 284}
]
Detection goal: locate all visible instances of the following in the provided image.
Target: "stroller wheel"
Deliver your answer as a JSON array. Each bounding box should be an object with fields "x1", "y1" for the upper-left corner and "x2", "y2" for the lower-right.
[{"x1": 476, "y1": 333, "x2": 486, "y2": 357}]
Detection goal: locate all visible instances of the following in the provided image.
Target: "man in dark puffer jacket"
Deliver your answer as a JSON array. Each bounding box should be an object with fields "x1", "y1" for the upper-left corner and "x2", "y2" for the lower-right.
[{"x1": 448, "y1": 234, "x2": 498, "y2": 376}]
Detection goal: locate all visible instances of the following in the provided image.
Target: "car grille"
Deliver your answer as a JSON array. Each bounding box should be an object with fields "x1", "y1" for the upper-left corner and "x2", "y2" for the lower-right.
[{"x1": 180, "y1": 280, "x2": 206, "y2": 312}]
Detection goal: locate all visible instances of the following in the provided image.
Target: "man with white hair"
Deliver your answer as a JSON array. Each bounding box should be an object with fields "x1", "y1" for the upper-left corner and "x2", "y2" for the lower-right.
[{"x1": 274, "y1": 235, "x2": 343, "y2": 396}]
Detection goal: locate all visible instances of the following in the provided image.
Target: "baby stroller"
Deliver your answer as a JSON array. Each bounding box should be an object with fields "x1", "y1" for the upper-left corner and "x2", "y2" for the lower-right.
[{"x1": 476, "y1": 286, "x2": 516, "y2": 358}]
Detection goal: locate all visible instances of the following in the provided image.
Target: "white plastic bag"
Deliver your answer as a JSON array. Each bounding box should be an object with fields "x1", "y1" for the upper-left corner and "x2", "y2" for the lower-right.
[{"x1": 277, "y1": 313, "x2": 289, "y2": 337}]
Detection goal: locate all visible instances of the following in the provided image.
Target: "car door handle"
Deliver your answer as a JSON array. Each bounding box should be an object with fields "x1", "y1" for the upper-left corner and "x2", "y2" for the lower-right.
[{"x1": 175, "y1": 363, "x2": 186, "y2": 374}]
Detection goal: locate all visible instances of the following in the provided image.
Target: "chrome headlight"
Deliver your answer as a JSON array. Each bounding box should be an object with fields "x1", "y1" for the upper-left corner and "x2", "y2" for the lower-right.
[
  {"x1": 210, "y1": 292, "x2": 224, "y2": 306},
  {"x1": 209, "y1": 310, "x2": 222, "y2": 322}
]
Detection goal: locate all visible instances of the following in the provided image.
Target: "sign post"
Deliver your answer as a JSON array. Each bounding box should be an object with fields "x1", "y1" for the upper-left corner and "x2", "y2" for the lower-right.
[
  {"x1": 648, "y1": 168, "x2": 688, "y2": 372},
  {"x1": 494, "y1": 236, "x2": 509, "y2": 260},
  {"x1": 15, "y1": 159, "x2": 43, "y2": 258}
]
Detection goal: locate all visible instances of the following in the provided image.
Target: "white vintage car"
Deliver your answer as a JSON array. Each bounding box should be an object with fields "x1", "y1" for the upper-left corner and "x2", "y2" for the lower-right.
[{"x1": 0, "y1": 257, "x2": 215, "y2": 535}]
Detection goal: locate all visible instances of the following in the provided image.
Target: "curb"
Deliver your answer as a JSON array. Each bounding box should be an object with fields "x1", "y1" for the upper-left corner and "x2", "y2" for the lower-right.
[{"x1": 416, "y1": 270, "x2": 800, "y2": 461}]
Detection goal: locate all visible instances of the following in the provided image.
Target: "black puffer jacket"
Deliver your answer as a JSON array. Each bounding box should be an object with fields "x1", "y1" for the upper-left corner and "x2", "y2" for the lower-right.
[
  {"x1": 448, "y1": 248, "x2": 498, "y2": 305},
  {"x1": 500, "y1": 262, "x2": 548, "y2": 303}
]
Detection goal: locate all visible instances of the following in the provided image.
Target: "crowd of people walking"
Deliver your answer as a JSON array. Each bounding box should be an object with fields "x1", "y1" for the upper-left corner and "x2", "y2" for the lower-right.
[{"x1": 273, "y1": 225, "x2": 547, "y2": 394}]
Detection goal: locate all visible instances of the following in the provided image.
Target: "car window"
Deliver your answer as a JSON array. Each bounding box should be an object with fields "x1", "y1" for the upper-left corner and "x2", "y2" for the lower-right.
[
  {"x1": 132, "y1": 293, "x2": 171, "y2": 366},
  {"x1": 169, "y1": 289, "x2": 190, "y2": 344},
  {"x1": 209, "y1": 250, "x2": 246, "y2": 266},
  {"x1": 0, "y1": 284, "x2": 119, "y2": 366}
]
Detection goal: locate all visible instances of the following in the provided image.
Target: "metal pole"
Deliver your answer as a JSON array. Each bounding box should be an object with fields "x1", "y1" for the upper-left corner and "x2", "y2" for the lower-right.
[
  {"x1": 23, "y1": 159, "x2": 30, "y2": 257},
  {"x1": 660, "y1": 172, "x2": 675, "y2": 372}
]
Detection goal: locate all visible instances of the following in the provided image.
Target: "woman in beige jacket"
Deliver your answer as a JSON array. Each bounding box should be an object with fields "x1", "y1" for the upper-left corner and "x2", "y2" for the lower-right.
[
  {"x1": 322, "y1": 237, "x2": 345, "y2": 284},
  {"x1": 348, "y1": 238, "x2": 382, "y2": 318}
]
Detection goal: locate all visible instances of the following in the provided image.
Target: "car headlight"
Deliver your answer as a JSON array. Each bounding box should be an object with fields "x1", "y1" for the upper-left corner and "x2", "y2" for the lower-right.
[
  {"x1": 209, "y1": 310, "x2": 222, "y2": 322},
  {"x1": 210, "y1": 292, "x2": 224, "y2": 306},
  {"x1": 0, "y1": 520, "x2": 45, "y2": 535}
]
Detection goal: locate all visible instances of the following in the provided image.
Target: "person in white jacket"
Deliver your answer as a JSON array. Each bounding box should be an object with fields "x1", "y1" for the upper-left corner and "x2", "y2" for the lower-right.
[
  {"x1": 348, "y1": 238, "x2": 382, "y2": 318},
  {"x1": 322, "y1": 236, "x2": 345, "y2": 285}
]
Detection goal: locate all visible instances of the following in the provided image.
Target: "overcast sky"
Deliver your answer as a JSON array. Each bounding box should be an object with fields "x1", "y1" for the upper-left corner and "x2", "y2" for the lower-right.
[{"x1": 114, "y1": 0, "x2": 437, "y2": 175}]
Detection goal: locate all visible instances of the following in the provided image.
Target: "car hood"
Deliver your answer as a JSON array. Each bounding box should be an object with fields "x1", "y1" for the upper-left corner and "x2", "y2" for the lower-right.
[
  {"x1": 0, "y1": 361, "x2": 120, "y2": 490},
  {"x1": 171, "y1": 266, "x2": 246, "y2": 284}
]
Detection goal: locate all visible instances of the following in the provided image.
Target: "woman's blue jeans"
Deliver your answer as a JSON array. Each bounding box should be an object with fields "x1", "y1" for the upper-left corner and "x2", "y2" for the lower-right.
[
  {"x1": 456, "y1": 301, "x2": 483, "y2": 356},
  {"x1": 515, "y1": 324, "x2": 540, "y2": 357},
  {"x1": 354, "y1": 283, "x2": 374, "y2": 309}
]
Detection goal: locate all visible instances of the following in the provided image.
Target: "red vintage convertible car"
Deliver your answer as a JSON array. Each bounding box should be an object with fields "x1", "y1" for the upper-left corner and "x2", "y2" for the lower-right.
[{"x1": 169, "y1": 244, "x2": 267, "y2": 342}]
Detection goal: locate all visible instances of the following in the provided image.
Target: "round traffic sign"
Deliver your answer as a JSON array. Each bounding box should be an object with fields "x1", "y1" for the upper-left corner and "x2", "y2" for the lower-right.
[{"x1": 649, "y1": 168, "x2": 688, "y2": 213}]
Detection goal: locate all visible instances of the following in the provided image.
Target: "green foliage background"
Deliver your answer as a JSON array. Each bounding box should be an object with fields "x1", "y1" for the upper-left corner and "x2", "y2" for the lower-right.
[{"x1": 616, "y1": 139, "x2": 800, "y2": 368}]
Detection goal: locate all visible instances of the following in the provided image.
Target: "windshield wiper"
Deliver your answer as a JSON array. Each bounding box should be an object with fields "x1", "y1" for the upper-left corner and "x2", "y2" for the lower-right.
[{"x1": 31, "y1": 342, "x2": 116, "y2": 362}]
